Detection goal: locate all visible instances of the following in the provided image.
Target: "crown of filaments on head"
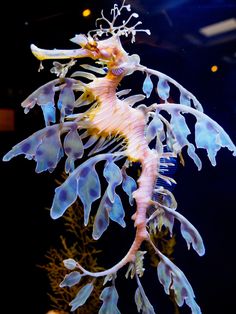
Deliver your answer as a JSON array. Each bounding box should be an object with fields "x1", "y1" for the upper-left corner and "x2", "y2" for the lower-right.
[{"x1": 88, "y1": 1, "x2": 150, "y2": 43}]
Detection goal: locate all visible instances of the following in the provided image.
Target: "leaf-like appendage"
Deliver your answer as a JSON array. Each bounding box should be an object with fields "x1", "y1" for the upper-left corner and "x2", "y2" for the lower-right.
[
  {"x1": 161, "y1": 206, "x2": 205, "y2": 256},
  {"x1": 156, "y1": 103, "x2": 236, "y2": 168},
  {"x1": 157, "y1": 261, "x2": 172, "y2": 294},
  {"x1": 180, "y1": 92, "x2": 191, "y2": 107},
  {"x1": 109, "y1": 194, "x2": 126, "y2": 227},
  {"x1": 157, "y1": 78, "x2": 170, "y2": 101},
  {"x1": 71, "y1": 70, "x2": 96, "y2": 80},
  {"x1": 135, "y1": 282, "x2": 156, "y2": 314},
  {"x1": 169, "y1": 109, "x2": 202, "y2": 169},
  {"x1": 63, "y1": 258, "x2": 77, "y2": 270},
  {"x1": 157, "y1": 252, "x2": 201, "y2": 314},
  {"x1": 92, "y1": 191, "x2": 110, "y2": 240},
  {"x1": 161, "y1": 188, "x2": 177, "y2": 209},
  {"x1": 93, "y1": 189, "x2": 126, "y2": 240},
  {"x1": 80, "y1": 63, "x2": 106, "y2": 75},
  {"x1": 50, "y1": 154, "x2": 110, "y2": 220},
  {"x1": 99, "y1": 286, "x2": 121, "y2": 314},
  {"x1": 57, "y1": 79, "x2": 76, "y2": 121},
  {"x1": 142, "y1": 74, "x2": 153, "y2": 98},
  {"x1": 158, "y1": 209, "x2": 175, "y2": 236},
  {"x1": 151, "y1": 189, "x2": 177, "y2": 235},
  {"x1": 2, "y1": 124, "x2": 65, "y2": 173},
  {"x1": 124, "y1": 94, "x2": 145, "y2": 107},
  {"x1": 21, "y1": 79, "x2": 60, "y2": 126},
  {"x1": 103, "y1": 159, "x2": 122, "y2": 203},
  {"x1": 195, "y1": 119, "x2": 227, "y2": 166},
  {"x1": 2, "y1": 127, "x2": 46, "y2": 162},
  {"x1": 60, "y1": 271, "x2": 82, "y2": 287},
  {"x1": 78, "y1": 164, "x2": 101, "y2": 226},
  {"x1": 195, "y1": 113, "x2": 236, "y2": 165},
  {"x1": 180, "y1": 219, "x2": 205, "y2": 256},
  {"x1": 70, "y1": 283, "x2": 94, "y2": 311},
  {"x1": 122, "y1": 170, "x2": 137, "y2": 205},
  {"x1": 146, "y1": 110, "x2": 165, "y2": 144},
  {"x1": 51, "y1": 176, "x2": 77, "y2": 219},
  {"x1": 64, "y1": 127, "x2": 84, "y2": 173},
  {"x1": 35, "y1": 127, "x2": 63, "y2": 173}
]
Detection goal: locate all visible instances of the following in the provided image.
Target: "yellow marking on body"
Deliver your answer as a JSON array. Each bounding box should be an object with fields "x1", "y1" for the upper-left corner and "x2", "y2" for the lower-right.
[{"x1": 87, "y1": 104, "x2": 101, "y2": 121}]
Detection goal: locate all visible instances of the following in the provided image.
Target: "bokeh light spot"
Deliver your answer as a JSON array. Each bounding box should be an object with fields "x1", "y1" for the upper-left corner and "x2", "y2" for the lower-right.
[
  {"x1": 211, "y1": 65, "x2": 218, "y2": 73},
  {"x1": 82, "y1": 9, "x2": 91, "y2": 17}
]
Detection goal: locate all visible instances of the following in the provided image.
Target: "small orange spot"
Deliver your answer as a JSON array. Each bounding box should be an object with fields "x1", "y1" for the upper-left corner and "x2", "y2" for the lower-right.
[
  {"x1": 211, "y1": 65, "x2": 218, "y2": 73},
  {"x1": 82, "y1": 9, "x2": 91, "y2": 17}
]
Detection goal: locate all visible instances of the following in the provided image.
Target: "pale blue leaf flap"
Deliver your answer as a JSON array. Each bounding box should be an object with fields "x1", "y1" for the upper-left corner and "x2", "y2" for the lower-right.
[
  {"x1": 57, "y1": 79, "x2": 76, "y2": 121},
  {"x1": 50, "y1": 154, "x2": 111, "y2": 222},
  {"x1": 51, "y1": 176, "x2": 77, "y2": 219},
  {"x1": 156, "y1": 261, "x2": 171, "y2": 295},
  {"x1": 63, "y1": 258, "x2": 77, "y2": 270},
  {"x1": 99, "y1": 286, "x2": 121, "y2": 314},
  {"x1": 64, "y1": 125, "x2": 84, "y2": 173},
  {"x1": 103, "y1": 159, "x2": 122, "y2": 203},
  {"x1": 93, "y1": 190, "x2": 126, "y2": 240},
  {"x1": 146, "y1": 110, "x2": 165, "y2": 144},
  {"x1": 195, "y1": 119, "x2": 221, "y2": 166},
  {"x1": 109, "y1": 194, "x2": 126, "y2": 227},
  {"x1": 78, "y1": 163, "x2": 101, "y2": 226},
  {"x1": 2, "y1": 127, "x2": 46, "y2": 162},
  {"x1": 70, "y1": 283, "x2": 94, "y2": 311},
  {"x1": 60, "y1": 271, "x2": 82, "y2": 287},
  {"x1": 180, "y1": 220, "x2": 205, "y2": 256},
  {"x1": 163, "y1": 206, "x2": 205, "y2": 256},
  {"x1": 157, "y1": 78, "x2": 170, "y2": 101},
  {"x1": 92, "y1": 192, "x2": 110, "y2": 240},
  {"x1": 41, "y1": 103, "x2": 56, "y2": 126},
  {"x1": 156, "y1": 103, "x2": 236, "y2": 169},
  {"x1": 142, "y1": 74, "x2": 153, "y2": 98},
  {"x1": 35, "y1": 127, "x2": 63, "y2": 173},
  {"x1": 121, "y1": 170, "x2": 137, "y2": 206},
  {"x1": 170, "y1": 110, "x2": 202, "y2": 170},
  {"x1": 2, "y1": 124, "x2": 64, "y2": 173},
  {"x1": 34, "y1": 81, "x2": 56, "y2": 125},
  {"x1": 180, "y1": 92, "x2": 191, "y2": 106},
  {"x1": 157, "y1": 252, "x2": 201, "y2": 314},
  {"x1": 21, "y1": 79, "x2": 60, "y2": 126}
]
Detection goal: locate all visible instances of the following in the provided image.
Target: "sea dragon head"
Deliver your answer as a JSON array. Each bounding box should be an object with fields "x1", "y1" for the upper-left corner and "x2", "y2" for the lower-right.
[{"x1": 31, "y1": 1, "x2": 150, "y2": 76}]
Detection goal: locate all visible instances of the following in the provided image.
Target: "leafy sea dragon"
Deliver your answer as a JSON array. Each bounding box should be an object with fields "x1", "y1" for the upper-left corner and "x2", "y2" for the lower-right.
[{"x1": 3, "y1": 1, "x2": 236, "y2": 313}]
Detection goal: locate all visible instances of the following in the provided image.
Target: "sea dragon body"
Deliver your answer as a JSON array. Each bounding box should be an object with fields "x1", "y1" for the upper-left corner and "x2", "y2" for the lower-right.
[{"x1": 3, "y1": 2, "x2": 236, "y2": 313}]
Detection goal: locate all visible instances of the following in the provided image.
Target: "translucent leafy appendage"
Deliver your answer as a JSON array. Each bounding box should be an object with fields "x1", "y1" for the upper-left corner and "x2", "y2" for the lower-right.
[
  {"x1": 21, "y1": 78, "x2": 79, "y2": 125},
  {"x1": 99, "y1": 286, "x2": 121, "y2": 314},
  {"x1": 69, "y1": 282, "x2": 94, "y2": 311},
  {"x1": 59, "y1": 271, "x2": 82, "y2": 288},
  {"x1": 93, "y1": 189, "x2": 126, "y2": 240},
  {"x1": 157, "y1": 250, "x2": 201, "y2": 314},
  {"x1": 135, "y1": 277, "x2": 156, "y2": 314},
  {"x1": 149, "y1": 104, "x2": 236, "y2": 169},
  {"x1": 50, "y1": 153, "x2": 129, "y2": 237},
  {"x1": 142, "y1": 74, "x2": 153, "y2": 99},
  {"x1": 152, "y1": 200, "x2": 205, "y2": 256},
  {"x1": 121, "y1": 167, "x2": 137, "y2": 205},
  {"x1": 2, "y1": 122, "x2": 84, "y2": 174},
  {"x1": 103, "y1": 158, "x2": 123, "y2": 203},
  {"x1": 141, "y1": 68, "x2": 203, "y2": 111},
  {"x1": 50, "y1": 154, "x2": 107, "y2": 220}
]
